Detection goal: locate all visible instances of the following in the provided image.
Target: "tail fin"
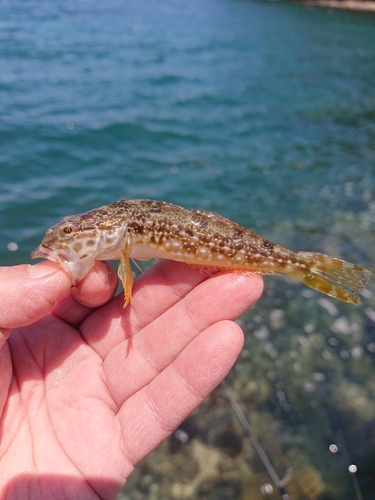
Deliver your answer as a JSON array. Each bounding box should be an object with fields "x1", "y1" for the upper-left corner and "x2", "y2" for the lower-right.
[{"x1": 296, "y1": 252, "x2": 370, "y2": 305}]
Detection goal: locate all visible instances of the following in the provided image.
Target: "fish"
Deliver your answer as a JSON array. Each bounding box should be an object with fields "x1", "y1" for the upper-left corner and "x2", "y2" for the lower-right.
[{"x1": 31, "y1": 199, "x2": 371, "y2": 307}]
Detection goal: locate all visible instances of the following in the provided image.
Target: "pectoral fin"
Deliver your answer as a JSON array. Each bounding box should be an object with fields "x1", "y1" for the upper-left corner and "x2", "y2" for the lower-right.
[{"x1": 118, "y1": 240, "x2": 134, "y2": 308}]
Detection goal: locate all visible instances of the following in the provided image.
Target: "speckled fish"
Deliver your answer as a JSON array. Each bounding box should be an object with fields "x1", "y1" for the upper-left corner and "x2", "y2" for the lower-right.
[{"x1": 31, "y1": 199, "x2": 370, "y2": 306}]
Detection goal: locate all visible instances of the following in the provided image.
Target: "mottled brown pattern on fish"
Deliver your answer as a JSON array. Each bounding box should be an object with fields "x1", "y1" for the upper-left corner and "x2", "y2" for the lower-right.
[
  {"x1": 100, "y1": 200, "x2": 292, "y2": 271},
  {"x1": 31, "y1": 199, "x2": 371, "y2": 306}
]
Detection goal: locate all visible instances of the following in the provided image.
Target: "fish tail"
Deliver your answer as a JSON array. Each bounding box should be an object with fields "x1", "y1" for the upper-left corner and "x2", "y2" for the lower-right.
[{"x1": 295, "y1": 252, "x2": 371, "y2": 304}]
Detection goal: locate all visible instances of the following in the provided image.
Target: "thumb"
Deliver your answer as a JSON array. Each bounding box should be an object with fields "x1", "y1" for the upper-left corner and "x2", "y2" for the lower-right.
[{"x1": 0, "y1": 262, "x2": 71, "y2": 331}]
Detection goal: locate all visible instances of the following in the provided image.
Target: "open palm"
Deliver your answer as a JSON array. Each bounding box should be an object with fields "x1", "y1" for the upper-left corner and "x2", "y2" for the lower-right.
[{"x1": 0, "y1": 260, "x2": 263, "y2": 499}]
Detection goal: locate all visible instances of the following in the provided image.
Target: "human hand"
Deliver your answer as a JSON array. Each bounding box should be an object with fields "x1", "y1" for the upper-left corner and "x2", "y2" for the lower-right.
[{"x1": 0, "y1": 260, "x2": 263, "y2": 499}]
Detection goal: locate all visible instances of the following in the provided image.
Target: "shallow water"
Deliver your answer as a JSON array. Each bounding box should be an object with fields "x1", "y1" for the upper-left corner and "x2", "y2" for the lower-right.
[{"x1": 1, "y1": 0, "x2": 375, "y2": 497}]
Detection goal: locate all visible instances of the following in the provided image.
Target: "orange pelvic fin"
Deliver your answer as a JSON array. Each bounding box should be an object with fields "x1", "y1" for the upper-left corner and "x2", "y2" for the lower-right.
[{"x1": 118, "y1": 240, "x2": 134, "y2": 308}]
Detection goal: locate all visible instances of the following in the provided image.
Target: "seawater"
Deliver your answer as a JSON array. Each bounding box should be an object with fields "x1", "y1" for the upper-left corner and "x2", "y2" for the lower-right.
[{"x1": 1, "y1": 0, "x2": 375, "y2": 497}]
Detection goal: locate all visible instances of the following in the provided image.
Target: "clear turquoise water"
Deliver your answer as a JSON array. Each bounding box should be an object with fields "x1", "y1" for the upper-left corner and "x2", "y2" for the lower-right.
[{"x1": 1, "y1": 0, "x2": 375, "y2": 497}]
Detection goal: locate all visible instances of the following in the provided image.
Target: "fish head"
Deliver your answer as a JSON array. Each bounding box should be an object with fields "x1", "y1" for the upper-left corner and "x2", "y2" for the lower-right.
[{"x1": 31, "y1": 212, "x2": 128, "y2": 284}]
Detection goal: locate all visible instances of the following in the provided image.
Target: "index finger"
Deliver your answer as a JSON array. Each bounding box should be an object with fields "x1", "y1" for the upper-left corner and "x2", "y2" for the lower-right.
[{"x1": 80, "y1": 260, "x2": 263, "y2": 360}]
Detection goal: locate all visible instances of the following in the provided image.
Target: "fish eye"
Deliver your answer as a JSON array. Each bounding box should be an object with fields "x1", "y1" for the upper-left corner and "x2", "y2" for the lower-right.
[{"x1": 59, "y1": 223, "x2": 76, "y2": 236}]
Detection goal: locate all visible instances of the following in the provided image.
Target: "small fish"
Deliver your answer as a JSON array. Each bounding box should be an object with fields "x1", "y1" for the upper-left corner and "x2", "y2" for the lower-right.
[{"x1": 31, "y1": 199, "x2": 370, "y2": 306}]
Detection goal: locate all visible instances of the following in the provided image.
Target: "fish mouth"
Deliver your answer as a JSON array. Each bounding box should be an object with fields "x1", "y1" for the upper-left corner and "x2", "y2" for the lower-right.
[
  {"x1": 30, "y1": 245, "x2": 71, "y2": 267},
  {"x1": 31, "y1": 244, "x2": 78, "y2": 268},
  {"x1": 30, "y1": 244, "x2": 95, "y2": 285},
  {"x1": 30, "y1": 245, "x2": 57, "y2": 261}
]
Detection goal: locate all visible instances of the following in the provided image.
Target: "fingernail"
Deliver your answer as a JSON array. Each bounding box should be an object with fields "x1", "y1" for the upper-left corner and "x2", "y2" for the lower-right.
[{"x1": 28, "y1": 262, "x2": 59, "y2": 279}]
